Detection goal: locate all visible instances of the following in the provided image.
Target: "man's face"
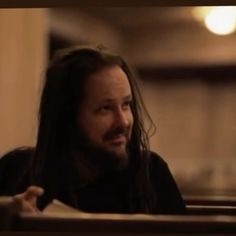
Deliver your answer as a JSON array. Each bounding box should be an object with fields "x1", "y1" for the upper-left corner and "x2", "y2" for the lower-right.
[{"x1": 77, "y1": 65, "x2": 134, "y2": 164}]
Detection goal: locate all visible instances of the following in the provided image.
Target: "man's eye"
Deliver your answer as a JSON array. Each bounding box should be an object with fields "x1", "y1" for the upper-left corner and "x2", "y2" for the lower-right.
[
  {"x1": 122, "y1": 101, "x2": 131, "y2": 109},
  {"x1": 98, "y1": 105, "x2": 111, "y2": 112},
  {"x1": 102, "y1": 106, "x2": 110, "y2": 110}
]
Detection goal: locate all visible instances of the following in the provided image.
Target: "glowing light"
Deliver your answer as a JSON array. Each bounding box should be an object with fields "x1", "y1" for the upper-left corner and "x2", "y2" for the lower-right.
[
  {"x1": 205, "y1": 7, "x2": 236, "y2": 35},
  {"x1": 192, "y1": 7, "x2": 213, "y2": 22},
  {"x1": 192, "y1": 7, "x2": 236, "y2": 35}
]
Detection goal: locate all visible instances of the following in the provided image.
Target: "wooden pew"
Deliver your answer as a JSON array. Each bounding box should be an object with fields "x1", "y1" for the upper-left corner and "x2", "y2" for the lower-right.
[
  {"x1": 0, "y1": 197, "x2": 12, "y2": 231},
  {"x1": 184, "y1": 195, "x2": 236, "y2": 206},
  {"x1": 185, "y1": 195, "x2": 236, "y2": 215},
  {"x1": 11, "y1": 212, "x2": 236, "y2": 234},
  {"x1": 1, "y1": 196, "x2": 236, "y2": 234},
  {"x1": 0, "y1": 196, "x2": 20, "y2": 231},
  {"x1": 187, "y1": 205, "x2": 236, "y2": 215}
]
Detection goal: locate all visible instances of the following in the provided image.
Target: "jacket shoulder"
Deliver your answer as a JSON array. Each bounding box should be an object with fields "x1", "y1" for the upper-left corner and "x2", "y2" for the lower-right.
[
  {"x1": 0, "y1": 147, "x2": 34, "y2": 170},
  {"x1": 0, "y1": 147, "x2": 34, "y2": 195},
  {"x1": 1, "y1": 146, "x2": 34, "y2": 159},
  {"x1": 147, "y1": 151, "x2": 186, "y2": 214},
  {"x1": 148, "y1": 151, "x2": 168, "y2": 169}
]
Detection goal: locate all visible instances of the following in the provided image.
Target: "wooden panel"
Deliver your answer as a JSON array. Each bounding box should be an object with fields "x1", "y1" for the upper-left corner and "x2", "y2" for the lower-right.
[{"x1": 12, "y1": 213, "x2": 236, "y2": 233}]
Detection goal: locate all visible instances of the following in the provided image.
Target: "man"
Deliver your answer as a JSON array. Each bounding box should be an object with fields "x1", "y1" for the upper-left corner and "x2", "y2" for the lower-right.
[{"x1": 0, "y1": 46, "x2": 186, "y2": 214}]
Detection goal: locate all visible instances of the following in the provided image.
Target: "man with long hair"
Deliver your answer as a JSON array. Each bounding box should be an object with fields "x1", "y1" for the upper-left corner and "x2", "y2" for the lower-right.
[{"x1": 0, "y1": 46, "x2": 185, "y2": 214}]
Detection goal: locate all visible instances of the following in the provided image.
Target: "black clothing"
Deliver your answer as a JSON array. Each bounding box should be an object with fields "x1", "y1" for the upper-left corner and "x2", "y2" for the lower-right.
[{"x1": 0, "y1": 148, "x2": 186, "y2": 214}]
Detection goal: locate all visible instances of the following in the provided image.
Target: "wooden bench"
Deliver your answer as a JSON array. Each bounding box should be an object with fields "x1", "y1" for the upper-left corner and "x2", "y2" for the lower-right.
[
  {"x1": 1, "y1": 196, "x2": 236, "y2": 234},
  {"x1": 0, "y1": 196, "x2": 20, "y2": 231},
  {"x1": 187, "y1": 205, "x2": 236, "y2": 215},
  {"x1": 11, "y1": 212, "x2": 236, "y2": 234},
  {"x1": 184, "y1": 195, "x2": 236, "y2": 206}
]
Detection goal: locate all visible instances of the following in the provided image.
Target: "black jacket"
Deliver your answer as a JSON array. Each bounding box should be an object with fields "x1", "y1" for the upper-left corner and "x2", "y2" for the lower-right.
[{"x1": 0, "y1": 148, "x2": 186, "y2": 214}]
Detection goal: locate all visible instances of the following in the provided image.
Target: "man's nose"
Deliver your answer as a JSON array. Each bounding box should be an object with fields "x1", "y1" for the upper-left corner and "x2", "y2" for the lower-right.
[{"x1": 115, "y1": 109, "x2": 129, "y2": 128}]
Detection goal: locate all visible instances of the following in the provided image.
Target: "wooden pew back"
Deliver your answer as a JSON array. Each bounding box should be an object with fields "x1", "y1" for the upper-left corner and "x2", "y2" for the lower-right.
[{"x1": 12, "y1": 212, "x2": 236, "y2": 234}]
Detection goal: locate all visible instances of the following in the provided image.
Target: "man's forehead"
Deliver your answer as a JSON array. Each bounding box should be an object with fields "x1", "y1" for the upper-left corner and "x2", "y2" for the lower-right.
[{"x1": 84, "y1": 66, "x2": 131, "y2": 95}]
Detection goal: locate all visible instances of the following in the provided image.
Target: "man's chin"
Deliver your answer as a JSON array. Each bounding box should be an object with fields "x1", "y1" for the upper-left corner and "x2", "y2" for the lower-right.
[
  {"x1": 86, "y1": 145, "x2": 129, "y2": 172},
  {"x1": 104, "y1": 143, "x2": 128, "y2": 160},
  {"x1": 106, "y1": 145, "x2": 127, "y2": 159}
]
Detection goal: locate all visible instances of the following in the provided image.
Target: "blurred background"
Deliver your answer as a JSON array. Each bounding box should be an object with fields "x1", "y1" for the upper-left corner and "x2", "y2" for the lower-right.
[{"x1": 0, "y1": 7, "x2": 236, "y2": 197}]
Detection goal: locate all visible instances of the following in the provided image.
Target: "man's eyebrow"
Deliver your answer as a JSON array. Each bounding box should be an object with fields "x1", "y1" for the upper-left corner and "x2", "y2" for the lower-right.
[
  {"x1": 123, "y1": 95, "x2": 132, "y2": 100},
  {"x1": 101, "y1": 95, "x2": 132, "y2": 103}
]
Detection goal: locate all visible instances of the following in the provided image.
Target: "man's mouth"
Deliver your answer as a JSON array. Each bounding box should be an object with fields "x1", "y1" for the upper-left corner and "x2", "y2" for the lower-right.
[{"x1": 108, "y1": 134, "x2": 127, "y2": 145}]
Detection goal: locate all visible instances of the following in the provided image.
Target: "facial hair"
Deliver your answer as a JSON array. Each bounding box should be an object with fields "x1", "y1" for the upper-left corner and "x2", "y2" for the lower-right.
[{"x1": 75, "y1": 126, "x2": 130, "y2": 173}]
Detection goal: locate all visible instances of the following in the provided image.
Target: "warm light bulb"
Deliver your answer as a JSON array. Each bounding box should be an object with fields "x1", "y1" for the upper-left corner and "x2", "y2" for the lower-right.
[
  {"x1": 192, "y1": 7, "x2": 213, "y2": 22},
  {"x1": 204, "y1": 7, "x2": 236, "y2": 35}
]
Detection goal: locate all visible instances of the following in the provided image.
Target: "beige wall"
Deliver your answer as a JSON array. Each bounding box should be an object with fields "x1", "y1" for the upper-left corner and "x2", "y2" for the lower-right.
[
  {"x1": 0, "y1": 9, "x2": 49, "y2": 156},
  {"x1": 141, "y1": 78, "x2": 236, "y2": 195}
]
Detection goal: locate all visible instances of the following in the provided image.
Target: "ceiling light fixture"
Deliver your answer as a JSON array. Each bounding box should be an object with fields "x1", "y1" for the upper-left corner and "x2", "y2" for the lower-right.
[{"x1": 192, "y1": 6, "x2": 236, "y2": 36}]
